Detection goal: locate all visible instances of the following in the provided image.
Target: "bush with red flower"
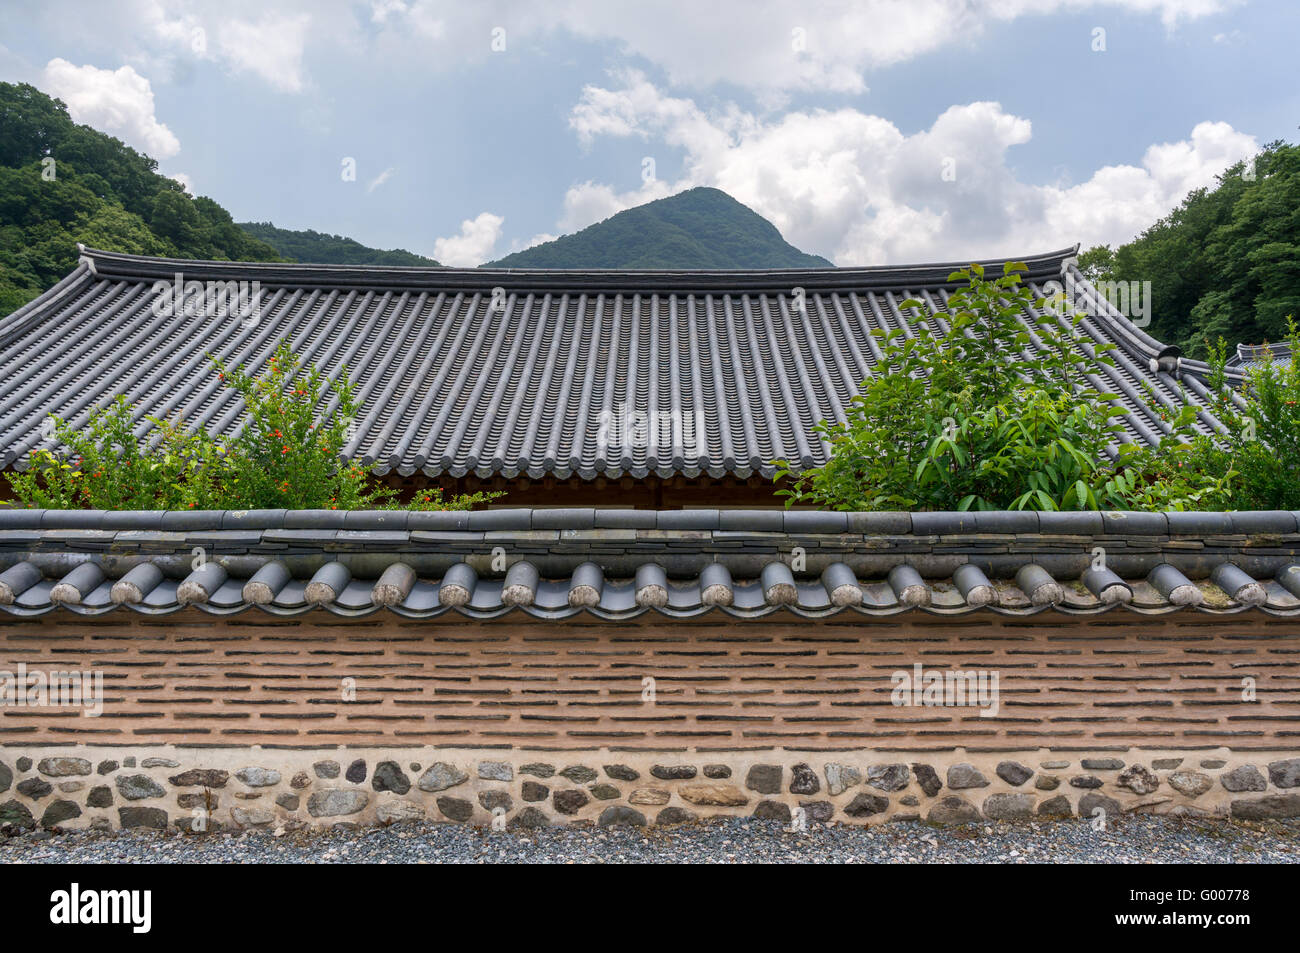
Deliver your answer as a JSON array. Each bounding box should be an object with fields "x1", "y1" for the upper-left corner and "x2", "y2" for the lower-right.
[{"x1": 6, "y1": 341, "x2": 497, "y2": 511}]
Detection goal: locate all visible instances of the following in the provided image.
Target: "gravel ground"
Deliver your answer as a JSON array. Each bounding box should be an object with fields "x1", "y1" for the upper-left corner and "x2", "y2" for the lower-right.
[{"x1": 2, "y1": 815, "x2": 1298, "y2": 863}]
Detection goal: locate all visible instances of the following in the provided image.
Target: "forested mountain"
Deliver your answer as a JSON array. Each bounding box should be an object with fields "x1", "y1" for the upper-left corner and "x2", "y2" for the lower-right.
[
  {"x1": 488, "y1": 187, "x2": 832, "y2": 269},
  {"x1": 0, "y1": 82, "x2": 282, "y2": 314},
  {"x1": 238, "y1": 222, "x2": 438, "y2": 267}
]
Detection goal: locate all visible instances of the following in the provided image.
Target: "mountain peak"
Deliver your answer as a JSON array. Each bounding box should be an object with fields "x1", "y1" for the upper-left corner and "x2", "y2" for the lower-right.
[{"x1": 488, "y1": 188, "x2": 831, "y2": 269}]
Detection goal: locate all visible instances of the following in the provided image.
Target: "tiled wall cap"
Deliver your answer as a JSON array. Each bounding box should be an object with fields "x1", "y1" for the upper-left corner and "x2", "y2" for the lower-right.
[
  {"x1": 4, "y1": 552, "x2": 1299, "y2": 617},
  {"x1": 1101, "y1": 511, "x2": 1168, "y2": 536},
  {"x1": 1229, "y1": 510, "x2": 1298, "y2": 535},
  {"x1": 160, "y1": 510, "x2": 226, "y2": 531},
  {"x1": 910, "y1": 512, "x2": 975, "y2": 536},
  {"x1": 634, "y1": 564, "x2": 669, "y2": 608},
  {"x1": 465, "y1": 510, "x2": 532, "y2": 531},
  {"x1": 973, "y1": 511, "x2": 1039, "y2": 534},
  {"x1": 1081, "y1": 565, "x2": 1132, "y2": 604},
  {"x1": 820, "y1": 562, "x2": 863, "y2": 607},
  {"x1": 845, "y1": 512, "x2": 912, "y2": 534},
  {"x1": 6, "y1": 507, "x2": 1300, "y2": 537},
  {"x1": 243, "y1": 561, "x2": 291, "y2": 604},
  {"x1": 1276, "y1": 564, "x2": 1300, "y2": 600},
  {"x1": 719, "y1": 510, "x2": 782, "y2": 532},
  {"x1": 887, "y1": 564, "x2": 929, "y2": 607},
  {"x1": 1210, "y1": 563, "x2": 1266, "y2": 606},
  {"x1": 533, "y1": 509, "x2": 596, "y2": 530},
  {"x1": 0, "y1": 560, "x2": 41, "y2": 604},
  {"x1": 282, "y1": 510, "x2": 348, "y2": 530},
  {"x1": 1036, "y1": 511, "x2": 1104, "y2": 535},
  {"x1": 783, "y1": 511, "x2": 849, "y2": 534},
  {"x1": 406, "y1": 510, "x2": 471, "y2": 531},
  {"x1": 48, "y1": 563, "x2": 105, "y2": 606},
  {"x1": 953, "y1": 564, "x2": 997, "y2": 607},
  {"x1": 656, "y1": 510, "x2": 720, "y2": 531},
  {"x1": 1016, "y1": 564, "x2": 1064, "y2": 606},
  {"x1": 1167, "y1": 511, "x2": 1234, "y2": 536},
  {"x1": 343, "y1": 510, "x2": 411, "y2": 531},
  {"x1": 176, "y1": 561, "x2": 228, "y2": 605},
  {"x1": 0, "y1": 510, "x2": 44, "y2": 530},
  {"x1": 102, "y1": 511, "x2": 165, "y2": 531},
  {"x1": 568, "y1": 562, "x2": 604, "y2": 608},
  {"x1": 594, "y1": 509, "x2": 657, "y2": 529},
  {"x1": 371, "y1": 562, "x2": 418, "y2": 607},
  {"x1": 700, "y1": 563, "x2": 734, "y2": 606},
  {"x1": 501, "y1": 561, "x2": 540, "y2": 607},
  {"x1": 110, "y1": 563, "x2": 165, "y2": 605},
  {"x1": 41, "y1": 509, "x2": 107, "y2": 529},
  {"x1": 1147, "y1": 563, "x2": 1203, "y2": 606},
  {"x1": 221, "y1": 509, "x2": 287, "y2": 529},
  {"x1": 304, "y1": 561, "x2": 352, "y2": 605},
  {"x1": 438, "y1": 563, "x2": 478, "y2": 607},
  {"x1": 760, "y1": 562, "x2": 798, "y2": 605}
]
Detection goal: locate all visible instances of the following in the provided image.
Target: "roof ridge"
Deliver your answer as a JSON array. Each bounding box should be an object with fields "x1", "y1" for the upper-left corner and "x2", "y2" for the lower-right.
[{"x1": 76, "y1": 245, "x2": 1080, "y2": 292}]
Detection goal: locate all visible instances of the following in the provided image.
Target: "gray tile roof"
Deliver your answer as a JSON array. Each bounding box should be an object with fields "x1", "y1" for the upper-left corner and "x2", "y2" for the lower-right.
[
  {"x1": 0, "y1": 246, "x2": 1236, "y2": 480},
  {"x1": 3, "y1": 508, "x2": 1299, "y2": 618},
  {"x1": 1227, "y1": 342, "x2": 1292, "y2": 371}
]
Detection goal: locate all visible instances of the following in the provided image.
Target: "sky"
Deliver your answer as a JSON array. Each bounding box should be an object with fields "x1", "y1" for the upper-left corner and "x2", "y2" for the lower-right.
[{"x1": 1, "y1": 0, "x2": 1296, "y2": 266}]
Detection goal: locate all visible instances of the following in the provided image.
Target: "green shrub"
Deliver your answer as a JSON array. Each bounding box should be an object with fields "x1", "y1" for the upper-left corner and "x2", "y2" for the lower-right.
[
  {"x1": 5, "y1": 341, "x2": 498, "y2": 511},
  {"x1": 1172, "y1": 317, "x2": 1300, "y2": 509},
  {"x1": 5, "y1": 397, "x2": 220, "y2": 509},
  {"x1": 776, "y1": 262, "x2": 1221, "y2": 511}
]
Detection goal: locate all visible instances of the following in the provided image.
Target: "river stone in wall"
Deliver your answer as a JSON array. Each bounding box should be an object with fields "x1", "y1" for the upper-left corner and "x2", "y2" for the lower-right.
[
  {"x1": 418, "y1": 763, "x2": 468, "y2": 792},
  {"x1": 38, "y1": 758, "x2": 91, "y2": 777},
  {"x1": 865, "y1": 764, "x2": 909, "y2": 792},
  {"x1": 307, "y1": 790, "x2": 368, "y2": 818},
  {"x1": 1220, "y1": 766, "x2": 1267, "y2": 792},
  {"x1": 824, "y1": 764, "x2": 860, "y2": 796}
]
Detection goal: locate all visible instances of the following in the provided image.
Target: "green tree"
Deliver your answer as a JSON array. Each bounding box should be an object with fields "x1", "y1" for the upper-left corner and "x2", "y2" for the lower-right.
[
  {"x1": 0, "y1": 81, "x2": 285, "y2": 315},
  {"x1": 777, "y1": 263, "x2": 1219, "y2": 511},
  {"x1": 1088, "y1": 140, "x2": 1300, "y2": 356}
]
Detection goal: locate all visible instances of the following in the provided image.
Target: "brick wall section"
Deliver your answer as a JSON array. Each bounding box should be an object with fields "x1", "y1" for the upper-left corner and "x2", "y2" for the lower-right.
[{"x1": 2, "y1": 609, "x2": 1297, "y2": 751}]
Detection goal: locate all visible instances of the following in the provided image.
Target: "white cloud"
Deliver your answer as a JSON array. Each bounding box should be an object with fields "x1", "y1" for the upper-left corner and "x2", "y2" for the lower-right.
[
  {"x1": 41, "y1": 58, "x2": 181, "y2": 159},
  {"x1": 434, "y1": 211, "x2": 505, "y2": 266},
  {"x1": 100, "y1": 2, "x2": 314, "y2": 93},
  {"x1": 556, "y1": 179, "x2": 674, "y2": 233},
  {"x1": 498, "y1": 231, "x2": 562, "y2": 257},
  {"x1": 370, "y1": 0, "x2": 409, "y2": 25},
  {"x1": 216, "y1": 14, "x2": 311, "y2": 93},
  {"x1": 371, "y1": 0, "x2": 1239, "y2": 94},
  {"x1": 169, "y1": 171, "x2": 193, "y2": 194},
  {"x1": 34, "y1": 0, "x2": 1236, "y2": 101},
  {"x1": 561, "y1": 72, "x2": 1258, "y2": 264},
  {"x1": 367, "y1": 167, "x2": 395, "y2": 193}
]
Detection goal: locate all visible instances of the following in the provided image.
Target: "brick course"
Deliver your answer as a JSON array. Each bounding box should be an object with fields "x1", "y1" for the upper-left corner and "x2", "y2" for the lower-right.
[{"x1": 3, "y1": 609, "x2": 1297, "y2": 751}]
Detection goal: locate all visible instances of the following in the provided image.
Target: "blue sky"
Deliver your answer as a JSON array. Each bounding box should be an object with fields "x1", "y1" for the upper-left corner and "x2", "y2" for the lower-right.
[{"x1": 1, "y1": 0, "x2": 1295, "y2": 265}]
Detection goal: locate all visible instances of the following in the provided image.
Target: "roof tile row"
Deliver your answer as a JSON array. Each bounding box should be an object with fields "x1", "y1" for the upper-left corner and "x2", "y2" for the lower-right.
[
  {"x1": 3, "y1": 508, "x2": 1300, "y2": 619},
  {"x1": 3, "y1": 552, "x2": 1297, "y2": 619},
  {"x1": 3, "y1": 507, "x2": 1297, "y2": 536}
]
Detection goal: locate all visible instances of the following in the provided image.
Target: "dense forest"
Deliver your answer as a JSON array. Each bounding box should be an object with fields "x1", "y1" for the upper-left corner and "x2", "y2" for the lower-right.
[
  {"x1": 1080, "y1": 140, "x2": 1300, "y2": 356},
  {"x1": 489, "y1": 187, "x2": 832, "y2": 269},
  {"x1": 238, "y1": 222, "x2": 438, "y2": 267},
  {"x1": 0, "y1": 82, "x2": 283, "y2": 314}
]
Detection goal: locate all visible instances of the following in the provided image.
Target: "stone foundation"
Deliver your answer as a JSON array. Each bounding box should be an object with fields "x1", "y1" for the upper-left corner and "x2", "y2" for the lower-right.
[{"x1": 2, "y1": 746, "x2": 1298, "y2": 833}]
